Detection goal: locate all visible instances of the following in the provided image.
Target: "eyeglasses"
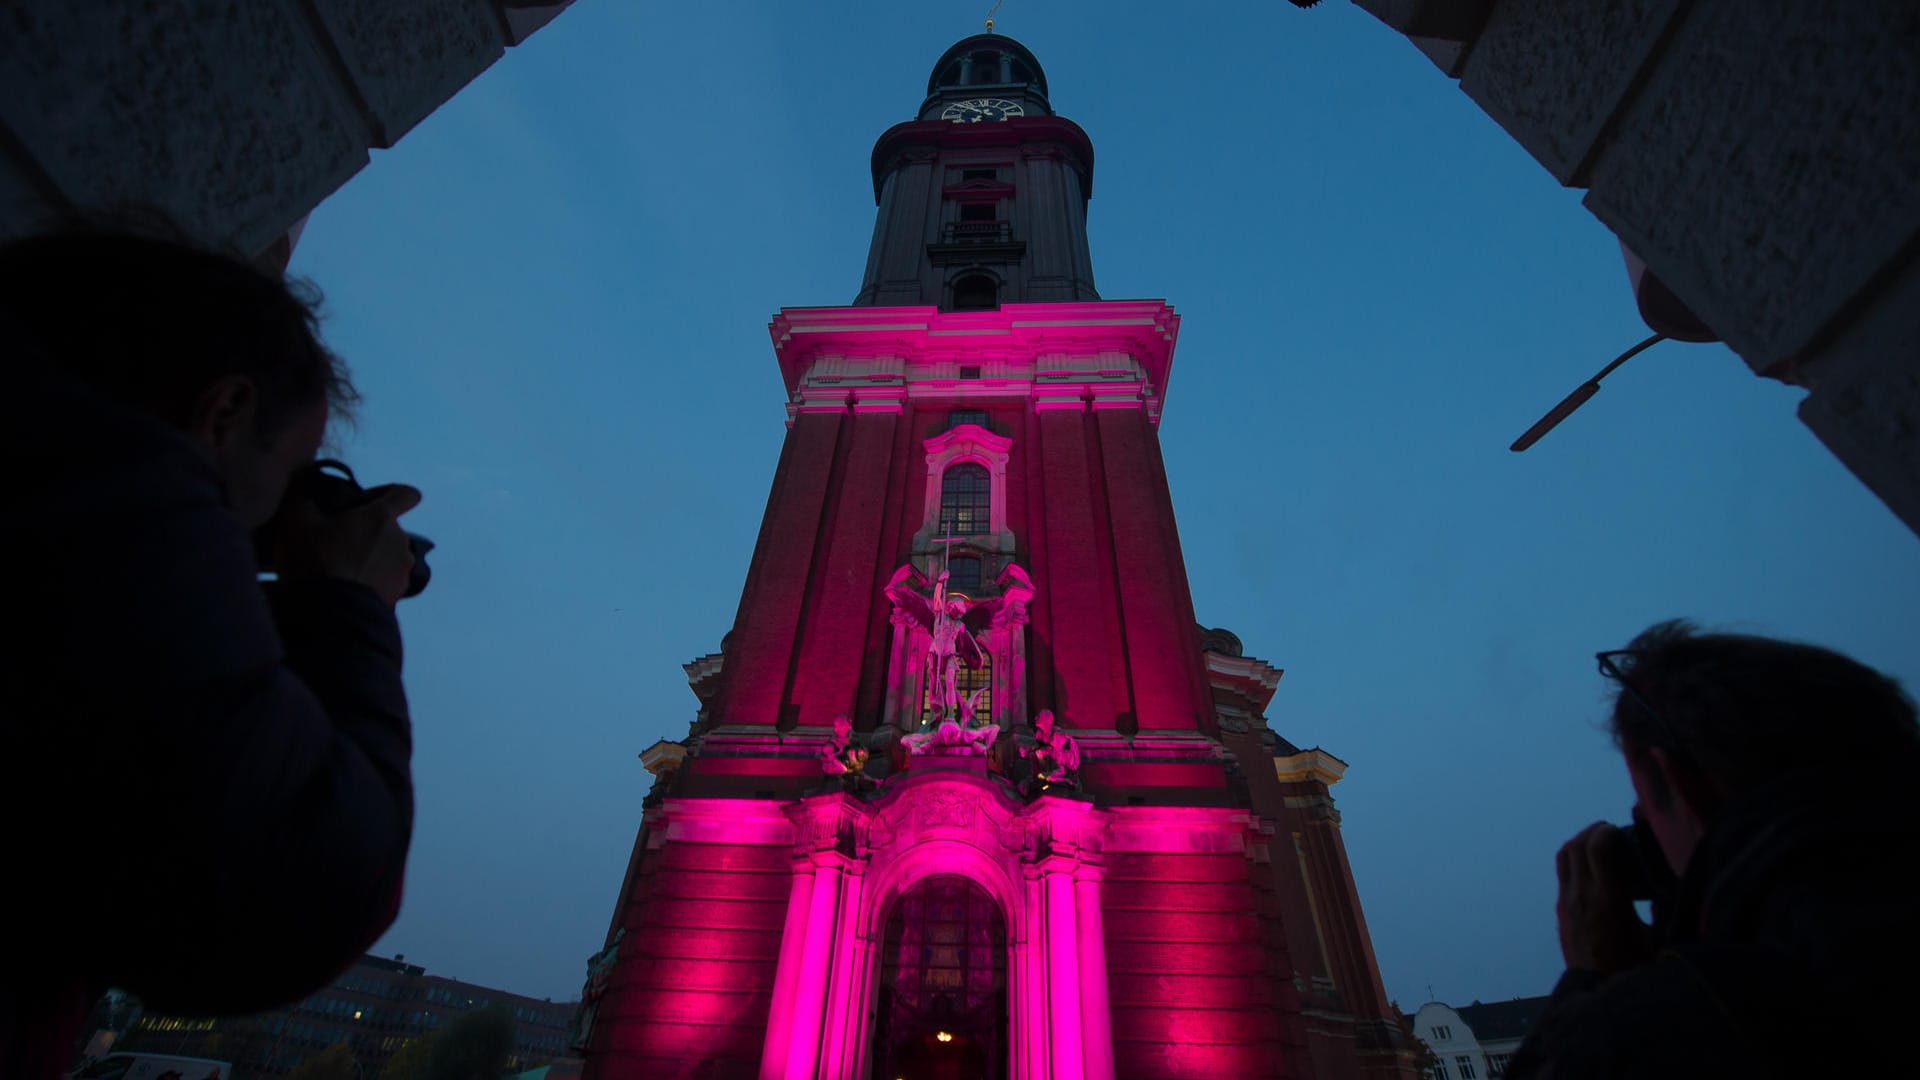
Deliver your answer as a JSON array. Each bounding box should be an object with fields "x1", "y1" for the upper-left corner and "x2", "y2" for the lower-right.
[{"x1": 1596, "y1": 649, "x2": 1677, "y2": 750}]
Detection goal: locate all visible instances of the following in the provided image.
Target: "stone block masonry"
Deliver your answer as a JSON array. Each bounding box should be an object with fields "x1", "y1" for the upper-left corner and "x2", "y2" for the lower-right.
[
  {"x1": 0, "y1": 0, "x2": 575, "y2": 259},
  {"x1": 1349, "y1": 0, "x2": 1920, "y2": 539}
]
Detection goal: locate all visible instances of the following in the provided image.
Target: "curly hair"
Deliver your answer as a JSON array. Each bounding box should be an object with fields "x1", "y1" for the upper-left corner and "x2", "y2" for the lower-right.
[
  {"x1": 1604, "y1": 619, "x2": 1918, "y2": 806},
  {"x1": 0, "y1": 220, "x2": 358, "y2": 436}
]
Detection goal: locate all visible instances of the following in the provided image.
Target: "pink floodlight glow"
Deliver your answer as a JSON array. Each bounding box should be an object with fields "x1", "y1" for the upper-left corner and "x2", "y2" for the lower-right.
[
  {"x1": 767, "y1": 300, "x2": 1181, "y2": 410},
  {"x1": 751, "y1": 772, "x2": 1144, "y2": 1079},
  {"x1": 608, "y1": 774, "x2": 1286, "y2": 1078}
]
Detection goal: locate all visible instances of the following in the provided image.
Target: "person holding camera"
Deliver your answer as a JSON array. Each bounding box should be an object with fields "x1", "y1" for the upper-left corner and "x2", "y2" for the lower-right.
[
  {"x1": 0, "y1": 227, "x2": 423, "y2": 1076},
  {"x1": 1505, "y1": 620, "x2": 1920, "y2": 1079}
]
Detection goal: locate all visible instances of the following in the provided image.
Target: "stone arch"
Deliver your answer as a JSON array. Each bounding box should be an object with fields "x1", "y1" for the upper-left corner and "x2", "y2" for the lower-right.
[
  {"x1": 918, "y1": 422, "x2": 1013, "y2": 549},
  {"x1": 873, "y1": 873, "x2": 1010, "y2": 1080},
  {"x1": 862, "y1": 836, "x2": 1025, "y2": 946},
  {"x1": 846, "y1": 776, "x2": 1036, "y2": 1078},
  {"x1": 772, "y1": 777, "x2": 1113, "y2": 1079},
  {"x1": 951, "y1": 271, "x2": 1001, "y2": 311}
]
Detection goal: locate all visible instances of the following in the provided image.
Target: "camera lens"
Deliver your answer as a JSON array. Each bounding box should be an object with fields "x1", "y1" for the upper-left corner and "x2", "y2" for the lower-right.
[{"x1": 1614, "y1": 822, "x2": 1655, "y2": 901}]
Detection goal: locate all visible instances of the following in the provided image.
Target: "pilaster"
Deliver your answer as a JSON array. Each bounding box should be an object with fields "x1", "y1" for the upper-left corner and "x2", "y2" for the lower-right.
[
  {"x1": 713, "y1": 406, "x2": 845, "y2": 728},
  {"x1": 1036, "y1": 401, "x2": 1119, "y2": 728}
]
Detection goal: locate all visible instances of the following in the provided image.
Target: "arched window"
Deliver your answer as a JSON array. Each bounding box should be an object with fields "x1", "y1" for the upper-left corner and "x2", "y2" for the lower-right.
[
  {"x1": 951, "y1": 273, "x2": 998, "y2": 311},
  {"x1": 939, "y1": 463, "x2": 991, "y2": 538},
  {"x1": 875, "y1": 875, "x2": 1007, "y2": 1080},
  {"x1": 946, "y1": 554, "x2": 983, "y2": 591}
]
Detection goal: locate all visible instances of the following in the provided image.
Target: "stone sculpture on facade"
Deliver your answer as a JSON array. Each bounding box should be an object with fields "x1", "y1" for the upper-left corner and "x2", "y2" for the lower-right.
[
  {"x1": 900, "y1": 711, "x2": 999, "y2": 756},
  {"x1": 882, "y1": 562, "x2": 1037, "y2": 733},
  {"x1": 1019, "y1": 709, "x2": 1082, "y2": 795},
  {"x1": 885, "y1": 567, "x2": 988, "y2": 721},
  {"x1": 818, "y1": 714, "x2": 878, "y2": 790}
]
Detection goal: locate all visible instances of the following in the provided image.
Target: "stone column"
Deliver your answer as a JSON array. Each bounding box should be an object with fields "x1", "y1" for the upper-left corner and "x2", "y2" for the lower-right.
[
  {"x1": 998, "y1": 620, "x2": 1028, "y2": 730},
  {"x1": 760, "y1": 863, "x2": 817, "y2": 1080},
  {"x1": 1019, "y1": 864, "x2": 1050, "y2": 1078},
  {"x1": 1074, "y1": 864, "x2": 1115, "y2": 1080},
  {"x1": 783, "y1": 854, "x2": 846, "y2": 1079},
  {"x1": 1042, "y1": 856, "x2": 1086, "y2": 1080},
  {"x1": 993, "y1": 568, "x2": 1036, "y2": 731},
  {"x1": 819, "y1": 860, "x2": 870, "y2": 1078},
  {"x1": 883, "y1": 613, "x2": 911, "y2": 729},
  {"x1": 900, "y1": 626, "x2": 929, "y2": 730},
  {"x1": 1005, "y1": 916, "x2": 1029, "y2": 1079}
]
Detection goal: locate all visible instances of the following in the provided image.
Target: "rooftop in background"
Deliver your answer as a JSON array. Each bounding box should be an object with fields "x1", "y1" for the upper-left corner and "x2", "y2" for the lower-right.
[
  {"x1": 1454, "y1": 996, "x2": 1551, "y2": 1043},
  {"x1": 87, "y1": 952, "x2": 581, "y2": 1079}
]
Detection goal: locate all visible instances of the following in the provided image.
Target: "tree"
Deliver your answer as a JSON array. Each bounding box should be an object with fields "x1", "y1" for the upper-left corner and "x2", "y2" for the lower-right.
[
  {"x1": 287, "y1": 1040, "x2": 358, "y2": 1080},
  {"x1": 423, "y1": 1005, "x2": 516, "y2": 1080},
  {"x1": 201, "y1": 1014, "x2": 262, "y2": 1066},
  {"x1": 380, "y1": 1034, "x2": 436, "y2": 1080}
]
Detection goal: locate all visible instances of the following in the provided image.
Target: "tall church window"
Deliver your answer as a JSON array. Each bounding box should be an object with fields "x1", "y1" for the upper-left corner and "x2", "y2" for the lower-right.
[
  {"x1": 952, "y1": 273, "x2": 998, "y2": 311},
  {"x1": 959, "y1": 202, "x2": 996, "y2": 223},
  {"x1": 946, "y1": 555, "x2": 984, "y2": 591},
  {"x1": 917, "y1": 419, "x2": 1010, "y2": 555},
  {"x1": 939, "y1": 463, "x2": 991, "y2": 537},
  {"x1": 875, "y1": 875, "x2": 1007, "y2": 1079}
]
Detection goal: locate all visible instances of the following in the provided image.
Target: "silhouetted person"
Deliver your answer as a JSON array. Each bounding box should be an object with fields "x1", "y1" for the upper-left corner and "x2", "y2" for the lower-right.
[
  {"x1": 0, "y1": 227, "x2": 420, "y2": 1076},
  {"x1": 1507, "y1": 620, "x2": 1920, "y2": 1079}
]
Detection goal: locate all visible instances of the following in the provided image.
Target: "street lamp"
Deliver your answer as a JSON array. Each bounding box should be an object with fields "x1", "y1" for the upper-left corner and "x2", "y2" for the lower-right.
[{"x1": 1510, "y1": 333, "x2": 1667, "y2": 452}]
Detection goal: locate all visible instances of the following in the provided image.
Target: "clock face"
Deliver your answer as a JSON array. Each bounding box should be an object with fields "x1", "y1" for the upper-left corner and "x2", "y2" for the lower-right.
[{"x1": 941, "y1": 98, "x2": 1024, "y2": 123}]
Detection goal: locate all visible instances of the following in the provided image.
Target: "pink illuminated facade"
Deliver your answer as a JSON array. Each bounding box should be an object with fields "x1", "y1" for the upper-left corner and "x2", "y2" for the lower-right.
[{"x1": 579, "y1": 34, "x2": 1420, "y2": 1080}]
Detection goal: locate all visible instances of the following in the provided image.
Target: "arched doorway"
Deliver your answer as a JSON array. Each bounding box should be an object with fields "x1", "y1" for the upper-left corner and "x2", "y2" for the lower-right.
[{"x1": 871, "y1": 874, "x2": 1007, "y2": 1080}]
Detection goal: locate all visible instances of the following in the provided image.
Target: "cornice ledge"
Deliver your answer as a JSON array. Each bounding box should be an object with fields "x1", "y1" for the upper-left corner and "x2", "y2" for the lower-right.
[{"x1": 1274, "y1": 747, "x2": 1349, "y2": 787}]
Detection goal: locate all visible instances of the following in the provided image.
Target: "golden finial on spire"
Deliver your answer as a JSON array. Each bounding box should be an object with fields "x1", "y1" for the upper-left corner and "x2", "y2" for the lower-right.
[{"x1": 985, "y1": 0, "x2": 1002, "y2": 33}]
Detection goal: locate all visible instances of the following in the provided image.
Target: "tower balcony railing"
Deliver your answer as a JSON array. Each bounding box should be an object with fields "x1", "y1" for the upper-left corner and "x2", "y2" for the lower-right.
[{"x1": 942, "y1": 220, "x2": 1012, "y2": 243}]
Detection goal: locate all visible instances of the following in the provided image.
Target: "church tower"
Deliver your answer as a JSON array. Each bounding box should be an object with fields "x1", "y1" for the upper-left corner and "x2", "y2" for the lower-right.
[
  {"x1": 855, "y1": 35, "x2": 1097, "y2": 309},
  {"x1": 578, "y1": 33, "x2": 1419, "y2": 1080}
]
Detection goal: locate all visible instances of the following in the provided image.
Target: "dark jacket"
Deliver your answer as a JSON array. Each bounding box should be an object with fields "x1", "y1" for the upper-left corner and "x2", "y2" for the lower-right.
[
  {"x1": 2, "y1": 368, "x2": 414, "y2": 1076},
  {"x1": 1505, "y1": 756, "x2": 1920, "y2": 1079}
]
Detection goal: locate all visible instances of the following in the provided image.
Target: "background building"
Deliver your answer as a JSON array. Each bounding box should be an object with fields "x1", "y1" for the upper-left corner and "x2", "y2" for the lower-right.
[
  {"x1": 1407, "y1": 997, "x2": 1549, "y2": 1080},
  {"x1": 581, "y1": 32, "x2": 1420, "y2": 1080},
  {"x1": 92, "y1": 953, "x2": 578, "y2": 1079}
]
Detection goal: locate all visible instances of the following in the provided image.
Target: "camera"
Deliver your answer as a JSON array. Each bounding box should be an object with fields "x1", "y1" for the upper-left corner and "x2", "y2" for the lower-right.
[
  {"x1": 255, "y1": 459, "x2": 435, "y2": 598},
  {"x1": 1616, "y1": 812, "x2": 1680, "y2": 935}
]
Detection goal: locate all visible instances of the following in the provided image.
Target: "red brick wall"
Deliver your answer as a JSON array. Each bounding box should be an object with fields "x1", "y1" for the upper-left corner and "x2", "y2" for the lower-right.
[
  {"x1": 713, "y1": 411, "x2": 847, "y2": 728},
  {"x1": 714, "y1": 399, "x2": 1217, "y2": 738},
  {"x1": 793, "y1": 409, "x2": 900, "y2": 727},
  {"x1": 1102, "y1": 852, "x2": 1301, "y2": 1080},
  {"x1": 586, "y1": 841, "x2": 791, "y2": 1079},
  {"x1": 1033, "y1": 406, "x2": 1122, "y2": 727},
  {"x1": 1097, "y1": 407, "x2": 1212, "y2": 731}
]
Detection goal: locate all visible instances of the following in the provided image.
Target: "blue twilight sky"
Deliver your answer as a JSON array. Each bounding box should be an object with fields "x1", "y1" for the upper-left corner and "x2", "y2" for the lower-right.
[{"x1": 288, "y1": 2, "x2": 1920, "y2": 1009}]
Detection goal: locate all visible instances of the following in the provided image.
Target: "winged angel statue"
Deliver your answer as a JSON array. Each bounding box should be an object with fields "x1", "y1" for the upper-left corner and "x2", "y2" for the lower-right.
[{"x1": 884, "y1": 565, "x2": 994, "y2": 726}]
